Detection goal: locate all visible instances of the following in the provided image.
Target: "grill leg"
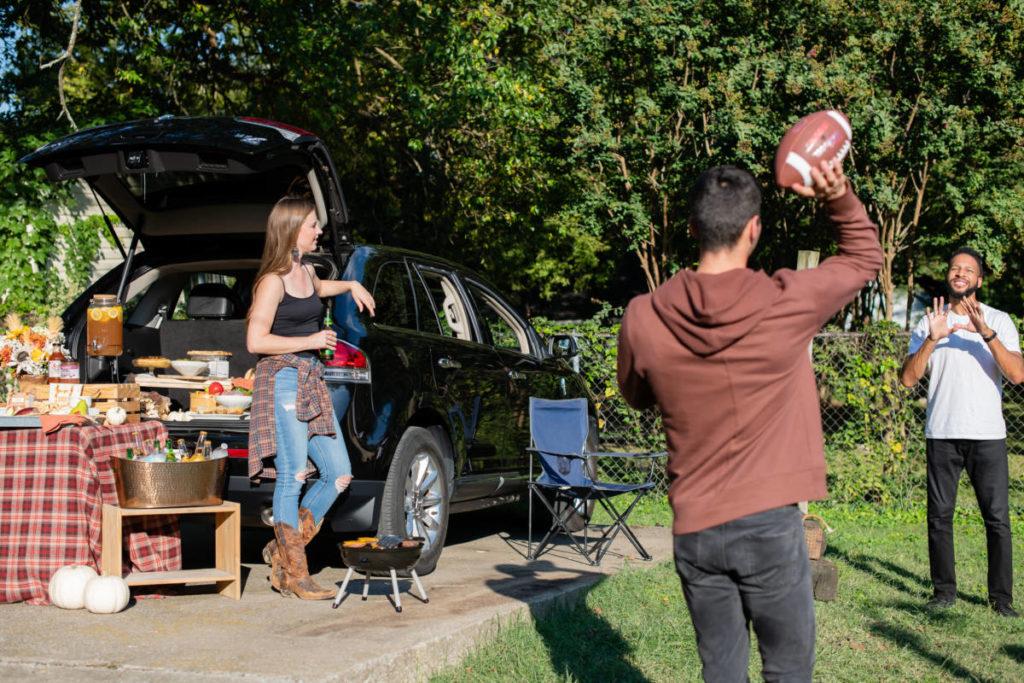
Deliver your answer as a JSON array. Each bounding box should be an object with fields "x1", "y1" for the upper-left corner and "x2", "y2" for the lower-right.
[
  {"x1": 362, "y1": 574, "x2": 370, "y2": 600},
  {"x1": 332, "y1": 567, "x2": 355, "y2": 609},
  {"x1": 410, "y1": 569, "x2": 429, "y2": 603},
  {"x1": 390, "y1": 568, "x2": 402, "y2": 613}
]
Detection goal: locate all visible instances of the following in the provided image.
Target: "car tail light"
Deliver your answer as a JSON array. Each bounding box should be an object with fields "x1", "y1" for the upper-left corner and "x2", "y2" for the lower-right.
[
  {"x1": 227, "y1": 448, "x2": 248, "y2": 459},
  {"x1": 323, "y1": 340, "x2": 371, "y2": 384}
]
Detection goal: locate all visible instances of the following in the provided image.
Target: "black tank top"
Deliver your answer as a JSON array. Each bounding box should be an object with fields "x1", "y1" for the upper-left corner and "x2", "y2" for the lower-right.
[{"x1": 270, "y1": 271, "x2": 322, "y2": 338}]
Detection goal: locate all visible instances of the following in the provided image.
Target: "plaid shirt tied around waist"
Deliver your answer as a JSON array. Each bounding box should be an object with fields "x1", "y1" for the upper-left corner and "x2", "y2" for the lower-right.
[{"x1": 248, "y1": 353, "x2": 336, "y2": 482}]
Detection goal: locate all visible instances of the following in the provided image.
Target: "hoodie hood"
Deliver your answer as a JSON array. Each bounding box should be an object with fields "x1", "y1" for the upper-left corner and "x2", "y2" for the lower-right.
[{"x1": 651, "y1": 268, "x2": 781, "y2": 356}]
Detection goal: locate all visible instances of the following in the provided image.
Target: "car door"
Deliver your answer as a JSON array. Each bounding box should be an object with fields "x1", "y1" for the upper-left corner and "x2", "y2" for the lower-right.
[
  {"x1": 412, "y1": 265, "x2": 514, "y2": 499},
  {"x1": 460, "y1": 280, "x2": 537, "y2": 479}
]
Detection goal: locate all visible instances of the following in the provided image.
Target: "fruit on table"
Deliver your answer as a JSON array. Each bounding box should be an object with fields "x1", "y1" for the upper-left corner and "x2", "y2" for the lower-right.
[
  {"x1": 207, "y1": 382, "x2": 225, "y2": 395},
  {"x1": 48, "y1": 565, "x2": 98, "y2": 609},
  {"x1": 232, "y1": 377, "x2": 254, "y2": 392}
]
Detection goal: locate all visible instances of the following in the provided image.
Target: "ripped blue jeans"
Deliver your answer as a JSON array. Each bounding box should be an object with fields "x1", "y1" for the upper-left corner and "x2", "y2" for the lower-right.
[{"x1": 272, "y1": 367, "x2": 352, "y2": 529}]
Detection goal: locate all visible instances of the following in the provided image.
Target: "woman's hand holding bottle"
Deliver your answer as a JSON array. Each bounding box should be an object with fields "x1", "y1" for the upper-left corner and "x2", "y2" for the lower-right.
[{"x1": 308, "y1": 328, "x2": 337, "y2": 351}]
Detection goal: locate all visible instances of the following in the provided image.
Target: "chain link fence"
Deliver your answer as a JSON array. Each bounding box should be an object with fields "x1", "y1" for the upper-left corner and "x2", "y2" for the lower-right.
[{"x1": 582, "y1": 331, "x2": 1024, "y2": 511}]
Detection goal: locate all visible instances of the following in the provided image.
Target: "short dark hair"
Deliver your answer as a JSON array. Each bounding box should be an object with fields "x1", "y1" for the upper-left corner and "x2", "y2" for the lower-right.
[
  {"x1": 949, "y1": 247, "x2": 985, "y2": 278},
  {"x1": 689, "y1": 166, "x2": 762, "y2": 252}
]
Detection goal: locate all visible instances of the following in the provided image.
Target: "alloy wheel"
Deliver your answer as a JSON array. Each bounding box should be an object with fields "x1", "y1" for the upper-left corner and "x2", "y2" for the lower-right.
[{"x1": 404, "y1": 451, "x2": 445, "y2": 550}]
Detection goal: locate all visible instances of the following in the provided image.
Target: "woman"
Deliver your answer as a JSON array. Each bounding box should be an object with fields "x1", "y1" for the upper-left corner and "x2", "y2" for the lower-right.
[{"x1": 246, "y1": 195, "x2": 375, "y2": 600}]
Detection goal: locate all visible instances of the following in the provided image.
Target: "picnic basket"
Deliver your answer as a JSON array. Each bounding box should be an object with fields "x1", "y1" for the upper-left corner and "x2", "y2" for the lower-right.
[{"x1": 802, "y1": 514, "x2": 827, "y2": 560}]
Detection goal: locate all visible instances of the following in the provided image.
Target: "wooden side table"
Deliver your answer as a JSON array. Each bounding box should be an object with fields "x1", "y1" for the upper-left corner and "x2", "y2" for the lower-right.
[{"x1": 101, "y1": 501, "x2": 241, "y2": 600}]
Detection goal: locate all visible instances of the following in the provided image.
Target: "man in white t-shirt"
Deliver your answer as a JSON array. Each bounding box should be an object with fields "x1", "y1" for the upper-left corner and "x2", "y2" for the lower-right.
[{"x1": 901, "y1": 247, "x2": 1023, "y2": 618}]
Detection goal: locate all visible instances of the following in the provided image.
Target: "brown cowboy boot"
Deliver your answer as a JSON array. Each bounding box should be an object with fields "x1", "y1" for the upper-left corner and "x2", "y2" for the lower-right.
[
  {"x1": 267, "y1": 508, "x2": 325, "y2": 593},
  {"x1": 263, "y1": 507, "x2": 325, "y2": 564},
  {"x1": 273, "y1": 521, "x2": 335, "y2": 600}
]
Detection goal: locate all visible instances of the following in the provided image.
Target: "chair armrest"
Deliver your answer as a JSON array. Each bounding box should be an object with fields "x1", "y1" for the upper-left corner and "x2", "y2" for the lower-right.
[
  {"x1": 526, "y1": 447, "x2": 588, "y2": 459},
  {"x1": 582, "y1": 450, "x2": 667, "y2": 459}
]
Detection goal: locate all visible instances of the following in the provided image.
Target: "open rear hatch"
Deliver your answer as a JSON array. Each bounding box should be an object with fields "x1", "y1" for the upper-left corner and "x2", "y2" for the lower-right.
[{"x1": 20, "y1": 115, "x2": 350, "y2": 260}]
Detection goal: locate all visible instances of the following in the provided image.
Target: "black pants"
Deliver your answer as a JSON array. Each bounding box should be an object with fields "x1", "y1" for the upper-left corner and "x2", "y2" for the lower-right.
[
  {"x1": 674, "y1": 505, "x2": 814, "y2": 683},
  {"x1": 926, "y1": 438, "x2": 1014, "y2": 606}
]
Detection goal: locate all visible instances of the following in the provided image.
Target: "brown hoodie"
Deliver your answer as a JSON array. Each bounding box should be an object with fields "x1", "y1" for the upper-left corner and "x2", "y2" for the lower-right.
[{"x1": 617, "y1": 190, "x2": 883, "y2": 534}]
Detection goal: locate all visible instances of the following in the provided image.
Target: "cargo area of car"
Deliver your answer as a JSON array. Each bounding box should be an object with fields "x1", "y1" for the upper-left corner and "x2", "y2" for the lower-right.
[{"x1": 78, "y1": 251, "x2": 343, "y2": 410}]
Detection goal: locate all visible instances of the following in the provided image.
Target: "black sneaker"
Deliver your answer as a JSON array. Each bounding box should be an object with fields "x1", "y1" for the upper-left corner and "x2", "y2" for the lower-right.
[
  {"x1": 925, "y1": 596, "x2": 955, "y2": 610},
  {"x1": 991, "y1": 602, "x2": 1019, "y2": 618}
]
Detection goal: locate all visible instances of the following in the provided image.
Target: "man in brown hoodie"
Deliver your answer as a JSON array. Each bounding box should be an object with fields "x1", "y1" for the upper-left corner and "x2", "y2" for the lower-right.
[{"x1": 617, "y1": 162, "x2": 882, "y2": 681}]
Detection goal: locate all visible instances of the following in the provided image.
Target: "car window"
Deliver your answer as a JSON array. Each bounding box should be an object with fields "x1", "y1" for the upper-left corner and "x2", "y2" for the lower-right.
[
  {"x1": 465, "y1": 281, "x2": 531, "y2": 355},
  {"x1": 410, "y1": 270, "x2": 441, "y2": 335},
  {"x1": 371, "y1": 261, "x2": 416, "y2": 330},
  {"x1": 416, "y1": 269, "x2": 472, "y2": 341}
]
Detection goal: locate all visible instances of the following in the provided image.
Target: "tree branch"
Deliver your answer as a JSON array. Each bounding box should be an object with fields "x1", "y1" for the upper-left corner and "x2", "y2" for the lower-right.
[
  {"x1": 374, "y1": 46, "x2": 405, "y2": 72},
  {"x1": 41, "y1": 0, "x2": 83, "y2": 130}
]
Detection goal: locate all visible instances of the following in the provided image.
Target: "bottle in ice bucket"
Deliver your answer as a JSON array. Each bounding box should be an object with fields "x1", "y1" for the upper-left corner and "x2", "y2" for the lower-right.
[
  {"x1": 320, "y1": 304, "x2": 334, "y2": 361},
  {"x1": 192, "y1": 431, "x2": 208, "y2": 460},
  {"x1": 125, "y1": 447, "x2": 134, "y2": 460},
  {"x1": 164, "y1": 439, "x2": 176, "y2": 463}
]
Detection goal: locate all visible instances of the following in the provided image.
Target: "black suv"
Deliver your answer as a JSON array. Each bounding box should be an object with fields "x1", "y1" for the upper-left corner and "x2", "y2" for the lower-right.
[{"x1": 23, "y1": 116, "x2": 591, "y2": 573}]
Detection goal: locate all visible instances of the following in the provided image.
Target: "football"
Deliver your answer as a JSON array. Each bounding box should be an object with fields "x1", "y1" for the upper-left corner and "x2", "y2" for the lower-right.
[{"x1": 774, "y1": 110, "x2": 852, "y2": 188}]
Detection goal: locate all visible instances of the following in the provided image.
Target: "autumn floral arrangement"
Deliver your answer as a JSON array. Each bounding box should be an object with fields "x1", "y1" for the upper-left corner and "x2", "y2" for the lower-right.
[{"x1": 0, "y1": 314, "x2": 64, "y2": 402}]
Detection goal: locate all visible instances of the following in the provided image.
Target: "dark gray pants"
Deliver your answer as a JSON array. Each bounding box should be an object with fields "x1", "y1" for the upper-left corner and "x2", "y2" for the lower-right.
[
  {"x1": 674, "y1": 505, "x2": 815, "y2": 683},
  {"x1": 926, "y1": 438, "x2": 1014, "y2": 606}
]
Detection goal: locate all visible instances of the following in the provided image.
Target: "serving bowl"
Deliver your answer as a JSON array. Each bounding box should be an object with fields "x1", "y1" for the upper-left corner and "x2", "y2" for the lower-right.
[
  {"x1": 215, "y1": 393, "x2": 252, "y2": 410},
  {"x1": 171, "y1": 359, "x2": 209, "y2": 377}
]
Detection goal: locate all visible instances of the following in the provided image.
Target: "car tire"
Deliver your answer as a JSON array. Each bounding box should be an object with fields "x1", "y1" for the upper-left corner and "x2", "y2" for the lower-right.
[{"x1": 378, "y1": 426, "x2": 452, "y2": 576}]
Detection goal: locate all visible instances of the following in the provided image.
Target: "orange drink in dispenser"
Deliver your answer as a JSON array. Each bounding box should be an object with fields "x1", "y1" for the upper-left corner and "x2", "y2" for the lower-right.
[{"x1": 86, "y1": 294, "x2": 124, "y2": 357}]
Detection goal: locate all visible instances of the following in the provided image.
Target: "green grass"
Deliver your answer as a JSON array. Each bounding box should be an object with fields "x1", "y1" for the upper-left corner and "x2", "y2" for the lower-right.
[{"x1": 432, "y1": 503, "x2": 1024, "y2": 682}]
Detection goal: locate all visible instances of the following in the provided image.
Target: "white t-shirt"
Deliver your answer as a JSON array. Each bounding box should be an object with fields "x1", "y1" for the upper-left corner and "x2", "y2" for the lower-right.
[{"x1": 908, "y1": 303, "x2": 1021, "y2": 439}]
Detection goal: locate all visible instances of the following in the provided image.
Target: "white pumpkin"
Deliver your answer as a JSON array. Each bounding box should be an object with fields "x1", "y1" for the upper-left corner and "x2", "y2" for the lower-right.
[
  {"x1": 48, "y1": 564, "x2": 98, "y2": 609},
  {"x1": 105, "y1": 406, "x2": 127, "y2": 426},
  {"x1": 83, "y1": 575, "x2": 131, "y2": 614}
]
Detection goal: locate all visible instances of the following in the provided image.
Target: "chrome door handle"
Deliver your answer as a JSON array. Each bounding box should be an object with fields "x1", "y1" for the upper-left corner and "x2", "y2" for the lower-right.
[{"x1": 437, "y1": 357, "x2": 462, "y2": 370}]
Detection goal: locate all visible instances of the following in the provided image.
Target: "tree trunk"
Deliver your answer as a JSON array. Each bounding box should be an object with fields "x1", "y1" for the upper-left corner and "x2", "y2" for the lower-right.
[
  {"x1": 905, "y1": 256, "x2": 915, "y2": 331},
  {"x1": 879, "y1": 243, "x2": 896, "y2": 321}
]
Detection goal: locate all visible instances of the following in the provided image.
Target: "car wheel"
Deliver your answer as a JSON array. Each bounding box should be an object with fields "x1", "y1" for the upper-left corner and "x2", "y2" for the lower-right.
[{"x1": 378, "y1": 426, "x2": 451, "y2": 576}]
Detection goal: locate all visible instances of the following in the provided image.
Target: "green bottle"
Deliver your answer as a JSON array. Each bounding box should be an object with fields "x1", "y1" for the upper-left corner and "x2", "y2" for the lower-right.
[
  {"x1": 320, "y1": 304, "x2": 335, "y2": 361},
  {"x1": 125, "y1": 447, "x2": 134, "y2": 460},
  {"x1": 165, "y1": 439, "x2": 177, "y2": 463}
]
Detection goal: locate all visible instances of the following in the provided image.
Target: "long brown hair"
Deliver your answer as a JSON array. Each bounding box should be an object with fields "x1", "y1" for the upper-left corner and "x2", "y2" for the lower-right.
[{"x1": 252, "y1": 195, "x2": 316, "y2": 305}]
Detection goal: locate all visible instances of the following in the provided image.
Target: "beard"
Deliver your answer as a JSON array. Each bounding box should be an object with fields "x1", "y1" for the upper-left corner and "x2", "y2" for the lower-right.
[{"x1": 946, "y1": 282, "x2": 978, "y2": 301}]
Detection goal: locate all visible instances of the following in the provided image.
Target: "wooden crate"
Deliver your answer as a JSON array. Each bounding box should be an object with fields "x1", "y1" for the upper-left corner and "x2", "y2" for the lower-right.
[
  {"x1": 101, "y1": 502, "x2": 241, "y2": 600},
  {"x1": 81, "y1": 383, "x2": 141, "y2": 399},
  {"x1": 22, "y1": 383, "x2": 140, "y2": 401},
  {"x1": 19, "y1": 383, "x2": 142, "y2": 422}
]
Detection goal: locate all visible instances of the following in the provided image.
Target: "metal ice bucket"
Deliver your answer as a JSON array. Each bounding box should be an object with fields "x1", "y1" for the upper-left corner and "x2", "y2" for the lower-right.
[{"x1": 111, "y1": 457, "x2": 227, "y2": 508}]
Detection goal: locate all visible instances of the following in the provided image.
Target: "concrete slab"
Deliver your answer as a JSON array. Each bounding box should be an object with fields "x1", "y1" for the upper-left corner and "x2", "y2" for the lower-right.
[{"x1": 0, "y1": 511, "x2": 672, "y2": 682}]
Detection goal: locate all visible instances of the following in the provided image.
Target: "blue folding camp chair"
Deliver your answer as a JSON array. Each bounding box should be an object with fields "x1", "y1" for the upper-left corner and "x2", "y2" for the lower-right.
[{"x1": 527, "y1": 397, "x2": 664, "y2": 565}]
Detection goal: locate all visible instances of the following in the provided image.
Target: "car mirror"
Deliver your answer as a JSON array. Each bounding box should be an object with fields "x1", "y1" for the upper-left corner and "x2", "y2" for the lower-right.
[{"x1": 550, "y1": 334, "x2": 578, "y2": 358}]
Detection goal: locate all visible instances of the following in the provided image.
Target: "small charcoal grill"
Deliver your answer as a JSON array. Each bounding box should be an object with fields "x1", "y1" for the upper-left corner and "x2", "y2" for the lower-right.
[{"x1": 332, "y1": 536, "x2": 428, "y2": 613}]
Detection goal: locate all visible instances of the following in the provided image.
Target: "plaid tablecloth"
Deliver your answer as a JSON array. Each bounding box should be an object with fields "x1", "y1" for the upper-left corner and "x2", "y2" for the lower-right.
[{"x1": 0, "y1": 421, "x2": 182, "y2": 605}]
